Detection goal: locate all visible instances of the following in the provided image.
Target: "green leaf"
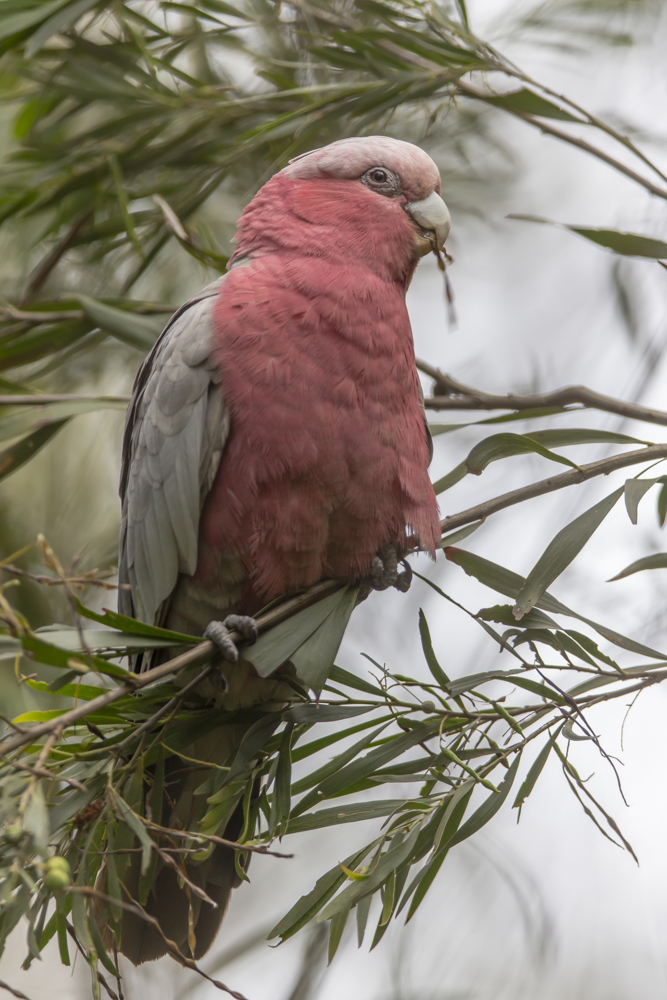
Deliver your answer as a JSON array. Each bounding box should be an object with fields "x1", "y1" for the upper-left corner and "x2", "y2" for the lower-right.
[
  {"x1": 269, "y1": 723, "x2": 293, "y2": 835},
  {"x1": 608, "y1": 552, "x2": 667, "y2": 581},
  {"x1": 328, "y1": 906, "x2": 350, "y2": 963},
  {"x1": 445, "y1": 546, "x2": 667, "y2": 659},
  {"x1": 418, "y1": 609, "x2": 450, "y2": 687},
  {"x1": 513, "y1": 727, "x2": 561, "y2": 811},
  {"x1": 25, "y1": 0, "x2": 102, "y2": 56},
  {"x1": 658, "y1": 483, "x2": 667, "y2": 527},
  {"x1": 286, "y1": 800, "x2": 402, "y2": 834},
  {"x1": 296, "y1": 722, "x2": 438, "y2": 809},
  {"x1": 328, "y1": 664, "x2": 386, "y2": 697},
  {"x1": 465, "y1": 432, "x2": 582, "y2": 475},
  {"x1": 447, "y1": 752, "x2": 522, "y2": 847},
  {"x1": 32, "y1": 627, "x2": 175, "y2": 653},
  {"x1": 283, "y1": 704, "x2": 372, "y2": 724},
  {"x1": 477, "y1": 604, "x2": 558, "y2": 629},
  {"x1": 480, "y1": 88, "x2": 582, "y2": 122},
  {"x1": 509, "y1": 216, "x2": 667, "y2": 259},
  {"x1": 0, "y1": 399, "x2": 127, "y2": 446},
  {"x1": 78, "y1": 295, "x2": 163, "y2": 350},
  {"x1": 291, "y1": 723, "x2": 391, "y2": 796},
  {"x1": 269, "y1": 844, "x2": 375, "y2": 941},
  {"x1": 432, "y1": 461, "x2": 467, "y2": 495},
  {"x1": 289, "y1": 586, "x2": 359, "y2": 690},
  {"x1": 513, "y1": 486, "x2": 624, "y2": 619},
  {"x1": 318, "y1": 826, "x2": 422, "y2": 921},
  {"x1": 0, "y1": 0, "x2": 67, "y2": 44},
  {"x1": 222, "y1": 714, "x2": 281, "y2": 786},
  {"x1": 624, "y1": 478, "x2": 665, "y2": 524},
  {"x1": 562, "y1": 720, "x2": 594, "y2": 741},
  {"x1": 438, "y1": 520, "x2": 484, "y2": 549},
  {"x1": 0, "y1": 420, "x2": 69, "y2": 481},
  {"x1": 109, "y1": 789, "x2": 153, "y2": 875},
  {"x1": 248, "y1": 587, "x2": 347, "y2": 678},
  {"x1": 75, "y1": 600, "x2": 200, "y2": 644}
]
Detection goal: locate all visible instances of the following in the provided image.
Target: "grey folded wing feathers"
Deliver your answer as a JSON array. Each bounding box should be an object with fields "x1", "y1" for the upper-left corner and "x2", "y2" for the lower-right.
[{"x1": 118, "y1": 276, "x2": 230, "y2": 626}]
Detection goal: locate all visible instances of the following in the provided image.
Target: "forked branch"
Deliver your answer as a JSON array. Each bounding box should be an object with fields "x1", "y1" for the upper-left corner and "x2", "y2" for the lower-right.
[{"x1": 418, "y1": 364, "x2": 667, "y2": 429}]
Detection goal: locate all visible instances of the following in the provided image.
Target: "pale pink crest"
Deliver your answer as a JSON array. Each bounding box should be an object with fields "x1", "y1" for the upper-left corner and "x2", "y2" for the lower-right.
[{"x1": 283, "y1": 135, "x2": 440, "y2": 200}]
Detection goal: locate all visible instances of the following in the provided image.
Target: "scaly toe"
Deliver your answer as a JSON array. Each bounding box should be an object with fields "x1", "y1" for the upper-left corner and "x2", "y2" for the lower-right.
[
  {"x1": 222, "y1": 614, "x2": 258, "y2": 645},
  {"x1": 393, "y1": 560, "x2": 412, "y2": 593},
  {"x1": 204, "y1": 621, "x2": 240, "y2": 663}
]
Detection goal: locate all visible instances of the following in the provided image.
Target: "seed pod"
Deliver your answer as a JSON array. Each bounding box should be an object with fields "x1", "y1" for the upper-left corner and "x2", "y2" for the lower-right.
[{"x1": 44, "y1": 856, "x2": 72, "y2": 891}]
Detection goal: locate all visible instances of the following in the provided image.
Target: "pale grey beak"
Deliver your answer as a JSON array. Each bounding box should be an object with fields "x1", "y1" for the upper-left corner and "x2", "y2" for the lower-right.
[{"x1": 406, "y1": 191, "x2": 451, "y2": 256}]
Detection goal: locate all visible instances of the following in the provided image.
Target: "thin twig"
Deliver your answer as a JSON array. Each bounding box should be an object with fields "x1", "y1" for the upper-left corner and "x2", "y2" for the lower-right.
[
  {"x1": 0, "y1": 757, "x2": 86, "y2": 791},
  {"x1": 440, "y1": 442, "x2": 667, "y2": 534},
  {"x1": 0, "y1": 580, "x2": 342, "y2": 757},
  {"x1": 111, "y1": 664, "x2": 215, "y2": 753},
  {"x1": 0, "y1": 306, "x2": 171, "y2": 325},
  {"x1": 64, "y1": 921, "x2": 120, "y2": 1000},
  {"x1": 144, "y1": 820, "x2": 294, "y2": 859},
  {"x1": 21, "y1": 212, "x2": 93, "y2": 304},
  {"x1": 418, "y1": 366, "x2": 667, "y2": 428},
  {"x1": 0, "y1": 395, "x2": 131, "y2": 406},
  {"x1": 0, "y1": 981, "x2": 33, "y2": 1000},
  {"x1": 1, "y1": 565, "x2": 119, "y2": 591},
  {"x1": 69, "y1": 887, "x2": 249, "y2": 1000},
  {"x1": 454, "y1": 80, "x2": 667, "y2": 201}
]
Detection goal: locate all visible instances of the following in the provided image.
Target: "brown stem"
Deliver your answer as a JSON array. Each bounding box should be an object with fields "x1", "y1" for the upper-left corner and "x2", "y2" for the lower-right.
[
  {"x1": 0, "y1": 395, "x2": 131, "y2": 406},
  {"x1": 454, "y1": 81, "x2": 667, "y2": 201},
  {"x1": 418, "y1": 366, "x2": 667, "y2": 429},
  {"x1": 440, "y1": 442, "x2": 667, "y2": 535},
  {"x1": 0, "y1": 580, "x2": 342, "y2": 758},
  {"x1": 0, "y1": 980, "x2": 34, "y2": 1000},
  {"x1": 21, "y1": 212, "x2": 93, "y2": 304},
  {"x1": 69, "y1": 888, "x2": 248, "y2": 1000}
]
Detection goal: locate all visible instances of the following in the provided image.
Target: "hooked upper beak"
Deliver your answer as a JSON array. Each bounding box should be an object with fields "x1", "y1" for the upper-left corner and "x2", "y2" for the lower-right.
[{"x1": 406, "y1": 191, "x2": 451, "y2": 258}]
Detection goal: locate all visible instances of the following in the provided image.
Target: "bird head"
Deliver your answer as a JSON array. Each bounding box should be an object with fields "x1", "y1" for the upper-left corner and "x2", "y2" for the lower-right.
[{"x1": 232, "y1": 136, "x2": 450, "y2": 281}]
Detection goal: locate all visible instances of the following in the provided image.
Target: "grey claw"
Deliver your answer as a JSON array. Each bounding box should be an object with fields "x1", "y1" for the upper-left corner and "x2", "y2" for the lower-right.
[
  {"x1": 204, "y1": 615, "x2": 259, "y2": 663},
  {"x1": 370, "y1": 545, "x2": 398, "y2": 591},
  {"x1": 204, "y1": 621, "x2": 240, "y2": 663},
  {"x1": 222, "y1": 614, "x2": 258, "y2": 645},
  {"x1": 394, "y1": 560, "x2": 412, "y2": 593}
]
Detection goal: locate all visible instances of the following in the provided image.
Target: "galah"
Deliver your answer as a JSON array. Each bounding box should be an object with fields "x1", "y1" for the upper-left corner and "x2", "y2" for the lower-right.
[{"x1": 114, "y1": 136, "x2": 450, "y2": 964}]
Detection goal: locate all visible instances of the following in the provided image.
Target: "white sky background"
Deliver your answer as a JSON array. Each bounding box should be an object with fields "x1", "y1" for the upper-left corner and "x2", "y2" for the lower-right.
[{"x1": 3, "y1": 1, "x2": 667, "y2": 997}]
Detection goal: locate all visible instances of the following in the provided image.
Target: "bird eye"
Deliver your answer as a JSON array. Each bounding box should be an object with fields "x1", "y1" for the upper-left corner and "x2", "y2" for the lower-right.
[{"x1": 361, "y1": 166, "x2": 399, "y2": 196}]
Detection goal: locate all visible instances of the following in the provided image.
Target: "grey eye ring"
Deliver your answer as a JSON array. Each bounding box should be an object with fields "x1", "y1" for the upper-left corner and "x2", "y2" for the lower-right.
[{"x1": 361, "y1": 165, "x2": 400, "y2": 196}]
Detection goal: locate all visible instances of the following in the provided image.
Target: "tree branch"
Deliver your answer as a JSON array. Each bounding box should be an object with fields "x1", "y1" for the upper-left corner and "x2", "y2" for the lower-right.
[
  {"x1": 0, "y1": 395, "x2": 131, "y2": 406},
  {"x1": 440, "y1": 442, "x2": 667, "y2": 535},
  {"x1": 418, "y1": 366, "x2": 667, "y2": 429},
  {"x1": 0, "y1": 580, "x2": 341, "y2": 758},
  {"x1": 454, "y1": 81, "x2": 667, "y2": 201}
]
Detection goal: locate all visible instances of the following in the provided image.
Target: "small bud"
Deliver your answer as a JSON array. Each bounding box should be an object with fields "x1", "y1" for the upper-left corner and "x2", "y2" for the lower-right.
[
  {"x1": 3, "y1": 823, "x2": 24, "y2": 844},
  {"x1": 44, "y1": 856, "x2": 71, "y2": 891}
]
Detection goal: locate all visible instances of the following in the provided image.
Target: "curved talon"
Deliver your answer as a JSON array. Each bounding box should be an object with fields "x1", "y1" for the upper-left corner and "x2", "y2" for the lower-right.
[
  {"x1": 370, "y1": 544, "x2": 398, "y2": 591},
  {"x1": 359, "y1": 545, "x2": 411, "y2": 600},
  {"x1": 222, "y1": 614, "x2": 258, "y2": 645},
  {"x1": 394, "y1": 560, "x2": 412, "y2": 593},
  {"x1": 204, "y1": 614, "x2": 258, "y2": 663}
]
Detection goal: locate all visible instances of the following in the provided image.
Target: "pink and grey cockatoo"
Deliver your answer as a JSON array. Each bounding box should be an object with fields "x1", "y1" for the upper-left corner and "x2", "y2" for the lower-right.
[{"x1": 115, "y1": 136, "x2": 450, "y2": 963}]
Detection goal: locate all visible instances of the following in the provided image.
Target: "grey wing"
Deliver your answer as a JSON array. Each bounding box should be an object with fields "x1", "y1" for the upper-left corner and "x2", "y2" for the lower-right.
[{"x1": 118, "y1": 276, "x2": 231, "y2": 627}]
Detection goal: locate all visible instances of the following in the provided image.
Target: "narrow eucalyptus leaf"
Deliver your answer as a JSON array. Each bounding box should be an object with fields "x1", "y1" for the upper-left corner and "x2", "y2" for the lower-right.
[
  {"x1": 608, "y1": 552, "x2": 667, "y2": 582},
  {"x1": 513, "y1": 487, "x2": 624, "y2": 619},
  {"x1": 624, "y1": 478, "x2": 663, "y2": 525},
  {"x1": 78, "y1": 295, "x2": 163, "y2": 350}
]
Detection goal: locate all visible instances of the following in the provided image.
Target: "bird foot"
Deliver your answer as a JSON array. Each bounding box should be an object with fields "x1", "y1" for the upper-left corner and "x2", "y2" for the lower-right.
[
  {"x1": 204, "y1": 614, "x2": 258, "y2": 664},
  {"x1": 358, "y1": 546, "x2": 413, "y2": 601}
]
